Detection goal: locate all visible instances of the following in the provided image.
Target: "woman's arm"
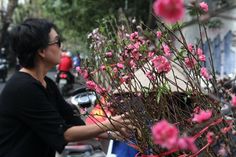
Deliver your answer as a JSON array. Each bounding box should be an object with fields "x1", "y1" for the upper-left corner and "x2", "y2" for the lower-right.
[
  {"x1": 64, "y1": 114, "x2": 129, "y2": 142},
  {"x1": 64, "y1": 122, "x2": 108, "y2": 142}
]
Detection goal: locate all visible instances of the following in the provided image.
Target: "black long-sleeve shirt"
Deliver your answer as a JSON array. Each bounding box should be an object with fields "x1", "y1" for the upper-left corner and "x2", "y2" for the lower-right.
[{"x1": 0, "y1": 71, "x2": 85, "y2": 157}]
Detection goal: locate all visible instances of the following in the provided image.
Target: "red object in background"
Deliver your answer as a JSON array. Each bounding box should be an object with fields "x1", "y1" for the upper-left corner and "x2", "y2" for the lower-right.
[
  {"x1": 58, "y1": 55, "x2": 73, "y2": 72},
  {"x1": 59, "y1": 73, "x2": 68, "y2": 79},
  {"x1": 85, "y1": 105, "x2": 111, "y2": 124},
  {"x1": 85, "y1": 96, "x2": 111, "y2": 124}
]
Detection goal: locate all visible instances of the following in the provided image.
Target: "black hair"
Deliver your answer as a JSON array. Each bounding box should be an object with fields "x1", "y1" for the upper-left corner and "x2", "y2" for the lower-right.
[{"x1": 9, "y1": 18, "x2": 57, "y2": 68}]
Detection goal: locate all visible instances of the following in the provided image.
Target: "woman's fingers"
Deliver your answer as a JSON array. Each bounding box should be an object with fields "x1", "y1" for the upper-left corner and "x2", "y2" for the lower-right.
[{"x1": 105, "y1": 114, "x2": 142, "y2": 141}]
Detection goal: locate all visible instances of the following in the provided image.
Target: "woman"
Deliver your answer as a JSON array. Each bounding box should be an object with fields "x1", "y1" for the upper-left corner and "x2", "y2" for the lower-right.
[{"x1": 0, "y1": 18, "x2": 129, "y2": 157}]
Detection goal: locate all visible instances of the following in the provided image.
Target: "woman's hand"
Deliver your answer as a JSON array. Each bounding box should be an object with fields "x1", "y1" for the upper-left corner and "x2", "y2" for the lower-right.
[{"x1": 104, "y1": 114, "x2": 134, "y2": 138}]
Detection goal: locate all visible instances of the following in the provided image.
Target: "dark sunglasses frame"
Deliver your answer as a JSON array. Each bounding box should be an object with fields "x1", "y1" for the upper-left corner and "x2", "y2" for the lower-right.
[{"x1": 48, "y1": 38, "x2": 61, "y2": 48}]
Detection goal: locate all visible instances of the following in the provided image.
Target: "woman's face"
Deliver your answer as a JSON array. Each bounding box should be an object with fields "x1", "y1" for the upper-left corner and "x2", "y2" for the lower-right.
[{"x1": 43, "y1": 28, "x2": 61, "y2": 66}]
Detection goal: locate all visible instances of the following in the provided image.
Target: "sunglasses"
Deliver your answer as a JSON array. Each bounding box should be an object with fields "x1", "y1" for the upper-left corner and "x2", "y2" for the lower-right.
[{"x1": 48, "y1": 38, "x2": 61, "y2": 48}]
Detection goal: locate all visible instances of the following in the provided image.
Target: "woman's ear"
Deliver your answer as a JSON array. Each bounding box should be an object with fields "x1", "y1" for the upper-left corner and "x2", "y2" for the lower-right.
[{"x1": 38, "y1": 49, "x2": 46, "y2": 58}]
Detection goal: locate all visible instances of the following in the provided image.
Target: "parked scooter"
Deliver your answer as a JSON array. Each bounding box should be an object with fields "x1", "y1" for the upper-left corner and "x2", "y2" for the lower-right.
[
  {"x1": 56, "y1": 71, "x2": 74, "y2": 96},
  {"x1": 58, "y1": 87, "x2": 106, "y2": 157}
]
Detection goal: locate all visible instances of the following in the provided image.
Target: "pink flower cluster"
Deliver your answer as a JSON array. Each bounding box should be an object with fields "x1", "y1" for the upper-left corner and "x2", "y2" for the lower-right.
[
  {"x1": 129, "y1": 59, "x2": 137, "y2": 69},
  {"x1": 200, "y1": 67, "x2": 210, "y2": 80},
  {"x1": 184, "y1": 46, "x2": 206, "y2": 69},
  {"x1": 76, "y1": 67, "x2": 89, "y2": 80},
  {"x1": 86, "y1": 80, "x2": 107, "y2": 95},
  {"x1": 206, "y1": 132, "x2": 214, "y2": 144},
  {"x1": 145, "y1": 71, "x2": 155, "y2": 81},
  {"x1": 184, "y1": 45, "x2": 211, "y2": 80},
  {"x1": 187, "y1": 43, "x2": 194, "y2": 53},
  {"x1": 184, "y1": 57, "x2": 197, "y2": 69},
  {"x1": 151, "y1": 56, "x2": 171, "y2": 73},
  {"x1": 120, "y1": 75, "x2": 130, "y2": 84},
  {"x1": 196, "y1": 48, "x2": 206, "y2": 62},
  {"x1": 177, "y1": 137, "x2": 198, "y2": 153},
  {"x1": 123, "y1": 32, "x2": 147, "y2": 63},
  {"x1": 152, "y1": 120, "x2": 197, "y2": 152},
  {"x1": 105, "y1": 51, "x2": 113, "y2": 57},
  {"x1": 153, "y1": 0, "x2": 185, "y2": 23},
  {"x1": 117, "y1": 63, "x2": 124, "y2": 69},
  {"x1": 162, "y1": 44, "x2": 171, "y2": 57},
  {"x1": 192, "y1": 109, "x2": 212, "y2": 123},
  {"x1": 130, "y1": 31, "x2": 139, "y2": 42},
  {"x1": 199, "y1": 2, "x2": 208, "y2": 12},
  {"x1": 231, "y1": 95, "x2": 236, "y2": 107},
  {"x1": 156, "y1": 31, "x2": 162, "y2": 39},
  {"x1": 100, "y1": 65, "x2": 106, "y2": 71}
]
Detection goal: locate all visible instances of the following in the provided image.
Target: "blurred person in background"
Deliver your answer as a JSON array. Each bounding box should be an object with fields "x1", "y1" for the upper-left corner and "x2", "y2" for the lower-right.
[
  {"x1": 73, "y1": 51, "x2": 81, "y2": 69},
  {"x1": 56, "y1": 50, "x2": 74, "y2": 84}
]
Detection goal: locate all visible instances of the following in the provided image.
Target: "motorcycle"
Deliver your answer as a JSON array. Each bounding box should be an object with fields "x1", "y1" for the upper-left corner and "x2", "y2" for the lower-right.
[
  {"x1": 0, "y1": 58, "x2": 8, "y2": 82},
  {"x1": 57, "y1": 87, "x2": 106, "y2": 157},
  {"x1": 56, "y1": 71, "x2": 74, "y2": 96}
]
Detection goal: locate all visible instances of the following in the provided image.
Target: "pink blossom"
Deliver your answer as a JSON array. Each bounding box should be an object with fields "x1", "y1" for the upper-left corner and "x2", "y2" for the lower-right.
[
  {"x1": 151, "y1": 56, "x2": 171, "y2": 73},
  {"x1": 131, "y1": 49, "x2": 141, "y2": 60},
  {"x1": 76, "y1": 66, "x2": 81, "y2": 73},
  {"x1": 139, "y1": 38, "x2": 145, "y2": 45},
  {"x1": 105, "y1": 52, "x2": 113, "y2": 57},
  {"x1": 130, "y1": 32, "x2": 139, "y2": 41},
  {"x1": 152, "y1": 120, "x2": 179, "y2": 149},
  {"x1": 187, "y1": 43, "x2": 194, "y2": 53},
  {"x1": 198, "y1": 54, "x2": 206, "y2": 62},
  {"x1": 192, "y1": 109, "x2": 212, "y2": 123},
  {"x1": 148, "y1": 52, "x2": 155, "y2": 58},
  {"x1": 117, "y1": 63, "x2": 124, "y2": 69},
  {"x1": 200, "y1": 67, "x2": 210, "y2": 80},
  {"x1": 184, "y1": 57, "x2": 197, "y2": 69},
  {"x1": 129, "y1": 59, "x2": 136, "y2": 69},
  {"x1": 76, "y1": 67, "x2": 89, "y2": 80},
  {"x1": 156, "y1": 31, "x2": 162, "y2": 39},
  {"x1": 95, "y1": 85, "x2": 107, "y2": 95},
  {"x1": 100, "y1": 65, "x2": 106, "y2": 71},
  {"x1": 221, "y1": 126, "x2": 232, "y2": 134},
  {"x1": 86, "y1": 81, "x2": 97, "y2": 90},
  {"x1": 199, "y1": 2, "x2": 208, "y2": 12},
  {"x1": 231, "y1": 95, "x2": 236, "y2": 107},
  {"x1": 177, "y1": 137, "x2": 198, "y2": 153},
  {"x1": 163, "y1": 44, "x2": 171, "y2": 57},
  {"x1": 145, "y1": 71, "x2": 155, "y2": 81},
  {"x1": 134, "y1": 42, "x2": 140, "y2": 49},
  {"x1": 120, "y1": 75, "x2": 130, "y2": 84},
  {"x1": 206, "y1": 132, "x2": 214, "y2": 144},
  {"x1": 127, "y1": 44, "x2": 134, "y2": 50},
  {"x1": 196, "y1": 48, "x2": 203, "y2": 56},
  {"x1": 83, "y1": 71, "x2": 89, "y2": 80},
  {"x1": 153, "y1": 0, "x2": 185, "y2": 23},
  {"x1": 177, "y1": 138, "x2": 189, "y2": 150}
]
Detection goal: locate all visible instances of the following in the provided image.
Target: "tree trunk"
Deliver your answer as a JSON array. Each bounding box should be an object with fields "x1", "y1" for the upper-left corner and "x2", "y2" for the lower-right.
[
  {"x1": 0, "y1": 0, "x2": 18, "y2": 48},
  {"x1": 147, "y1": 0, "x2": 155, "y2": 28}
]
